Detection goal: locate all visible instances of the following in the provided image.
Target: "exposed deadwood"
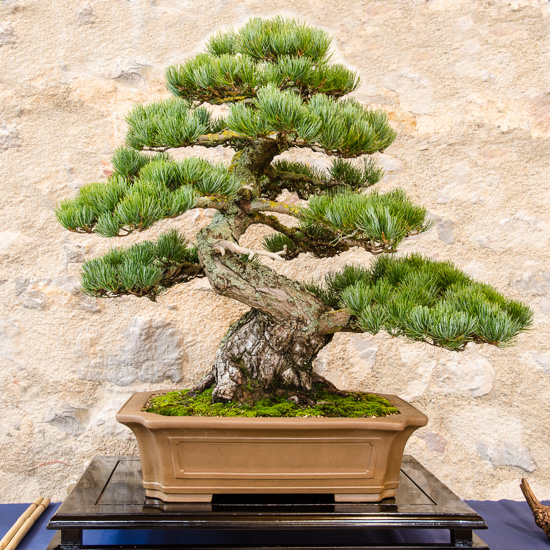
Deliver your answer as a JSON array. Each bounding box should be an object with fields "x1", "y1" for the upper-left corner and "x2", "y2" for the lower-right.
[{"x1": 520, "y1": 478, "x2": 550, "y2": 540}]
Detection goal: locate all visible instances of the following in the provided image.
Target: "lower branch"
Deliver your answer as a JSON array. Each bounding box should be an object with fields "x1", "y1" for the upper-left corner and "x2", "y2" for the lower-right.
[{"x1": 213, "y1": 239, "x2": 287, "y2": 262}]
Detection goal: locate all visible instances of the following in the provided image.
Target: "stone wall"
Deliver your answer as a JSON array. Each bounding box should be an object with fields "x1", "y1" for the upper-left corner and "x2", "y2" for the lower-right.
[{"x1": 1, "y1": 0, "x2": 549, "y2": 503}]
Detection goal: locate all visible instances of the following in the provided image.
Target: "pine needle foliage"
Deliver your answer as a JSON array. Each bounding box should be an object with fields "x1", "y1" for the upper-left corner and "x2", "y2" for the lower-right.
[
  {"x1": 300, "y1": 189, "x2": 430, "y2": 253},
  {"x1": 81, "y1": 230, "x2": 202, "y2": 300},
  {"x1": 55, "y1": 16, "x2": 532, "y2": 366},
  {"x1": 263, "y1": 233, "x2": 298, "y2": 255},
  {"x1": 226, "y1": 86, "x2": 396, "y2": 157},
  {"x1": 206, "y1": 17, "x2": 333, "y2": 63},
  {"x1": 308, "y1": 255, "x2": 533, "y2": 350},
  {"x1": 162, "y1": 15, "x2": 362, "y2": 131},
  {"x1": 269, "y1": 157, "x2": 384, "y2": 198},
  {"x1": 55, "y1": 153, "x2": 241, "y2": 237},
  {"x1": 125, "y1": 99, "x2": 219, "y2": 150}
]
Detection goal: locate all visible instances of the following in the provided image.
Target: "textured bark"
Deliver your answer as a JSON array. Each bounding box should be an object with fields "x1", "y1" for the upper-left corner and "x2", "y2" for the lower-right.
[
  {"x1": 212, "y1": 309, "x2": 334, "y2": 403},
  {"x1": 193, "y1": 139, "x2": 346, "y2": 403}
]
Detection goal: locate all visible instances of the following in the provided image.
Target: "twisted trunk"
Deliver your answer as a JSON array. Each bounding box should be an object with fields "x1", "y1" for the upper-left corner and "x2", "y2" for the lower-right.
[
  {"x1": 193, "y1": 142, "x2": 348, "y2": 403},
  {"x1": 212, "y1": 309, "x2": 333, "y2": 403},
  {"x1": 195, "y1": 212, "x2": 339, "y2": 403}
]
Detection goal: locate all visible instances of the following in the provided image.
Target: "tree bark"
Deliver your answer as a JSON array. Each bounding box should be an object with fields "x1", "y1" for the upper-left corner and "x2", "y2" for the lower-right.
[
  {"x1": 193, "y1": 140, "x2": 344, "y2": 404},
  {"x1": 211, "y1": 308, "x2": 334, "y2": 403}
]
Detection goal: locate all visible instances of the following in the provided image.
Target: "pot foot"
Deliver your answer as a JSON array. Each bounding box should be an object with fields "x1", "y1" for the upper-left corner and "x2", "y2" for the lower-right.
[
  {"x1": 334, "y1": 489, "x2": 395, "y2": 503},
  {"x1": 145, "y1": 490, "x2": 213, "y2": 503}
]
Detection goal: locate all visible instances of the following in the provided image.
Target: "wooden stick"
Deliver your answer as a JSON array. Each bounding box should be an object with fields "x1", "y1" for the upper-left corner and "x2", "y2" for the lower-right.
[
  {"x1": 0, "y1": 498, "x2": 44, "y2": 550},
  {"x1": 3, "y1": 498, "x2": 50, "y2": 550}
]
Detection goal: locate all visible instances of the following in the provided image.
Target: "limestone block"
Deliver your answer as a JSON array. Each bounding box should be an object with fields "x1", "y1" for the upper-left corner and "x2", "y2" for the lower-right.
[
  {"x1": 0, "y1": 317, "x2": 20, "y2": 362},
  {"x1": 43, "y1": 407, "x2": 90, "y2": 435},
  {"x1": 110, "y1": 60, "x2": 151, "y2": 88},
  {"x1": 431, "y1": 344, "x2": 494, "y2": 398},
  {"x1": 397, "y1": 343, "x2": 436, "y2": 402},
  {"x1": 511, "y1": 271, "x2": 550, "y2": 297},
  {"x1": 77, "y1": 5, "x2": 95, "y2": 25},
  {"x1": 429, "y1": 214, "x2": 455, "y2": 245},
  {"x1": 384, "y1": 70, "x2": 434, "y2": 115},
  {"x1": 450, "y1": 408, "x2": 536, "y2": 472},
  {"x1": 351, "y1": 335, "x2": 378, "y2": 373},
  {"x1": 437, "y1": 161, "x2": 485, "y2": 204},
  {"x1": 62, "y1": 240, "x2": 85, "y2": 264},
  {"x1": 0, "y1": 23, "x2": 15, "y2": 46},
  {"x1": 476, "y1": 442, "x2": 536, "y2": 473},
  {"x1": 0, "y1": 231, "x2": 29, "y2": 256},
  {"x1": 0, "y1": 123, "x2": 19, "y2": 152},
  {"x1": 78, "y1": 316, "x2": 185, "y2": 386},
  {"x1": 530, "y1": 351, "x2": 550, "y2": 374},
  {"x1": 15, "y1": 277, "x2": 99, "y2": 311},
  {"x1": 415, "y1": 429, "x2": 448, "y2": 453}
]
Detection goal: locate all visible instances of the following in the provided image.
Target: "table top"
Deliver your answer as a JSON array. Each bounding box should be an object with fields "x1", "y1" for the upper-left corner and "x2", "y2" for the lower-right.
[
  {"x1": 47, "y1": 455, "x2": 487, "y2": 532},
  {"x1": 3, "y1": 455, "x2": 547, "y2": 549}
]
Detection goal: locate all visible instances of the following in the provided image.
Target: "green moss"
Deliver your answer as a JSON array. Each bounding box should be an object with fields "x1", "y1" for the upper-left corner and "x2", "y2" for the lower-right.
[{"x1": 144, "y1": 388, "x2": 399, "y2": 418}]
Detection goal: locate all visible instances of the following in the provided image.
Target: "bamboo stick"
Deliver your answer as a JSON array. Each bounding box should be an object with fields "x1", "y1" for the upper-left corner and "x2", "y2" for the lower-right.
[
  {"x1": 2, "y1": 498, "x2": 50, "y2": 550},
  {"x1": 0, "y1": 498, "x2": 44, "y2": 550}
]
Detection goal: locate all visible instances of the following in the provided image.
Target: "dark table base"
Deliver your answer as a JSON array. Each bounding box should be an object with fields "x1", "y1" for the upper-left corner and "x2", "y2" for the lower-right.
[{"x1": 46, "y1": 456, "x2": 489, "y2": 550}]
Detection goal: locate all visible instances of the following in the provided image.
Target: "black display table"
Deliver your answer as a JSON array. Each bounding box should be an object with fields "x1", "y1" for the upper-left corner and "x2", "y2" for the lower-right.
[{"x1": 46, "y1": 456, "x2": 489, "y2": 549}]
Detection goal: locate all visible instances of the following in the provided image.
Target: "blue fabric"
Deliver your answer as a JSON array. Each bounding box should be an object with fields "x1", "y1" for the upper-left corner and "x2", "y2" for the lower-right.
[
  {"x1": 0, "y1": 502, "x2": 60, "y2": 550},
  {"x1": 1, "y1": 499, "x2": 549, "y2": 548},
  {"x1": 468, "y1": 499, "x2": 550, "y2": 549}
]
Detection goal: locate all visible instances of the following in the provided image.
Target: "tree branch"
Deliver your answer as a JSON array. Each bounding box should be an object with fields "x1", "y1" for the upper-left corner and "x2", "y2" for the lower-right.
[
  {"x1": 142, "y1": 131, "x2": 251, "y2": 152},
  {"x1": 249, "y1": 199, "x2": 302, "y2": 218},
  {"x1": 196, "y1": 211, "x2": 329, "y2": 326},
  {"x1": 213, "y1": 239, "x2": 287, "y2": 262},
  {"x1": 264, "y1": 165, "x2": 317, "y2": 185},
  {"x1": 194, "y1": 197, "x2": 229, "y2": 210},
  {"x1": 318, "y1": 309, "x2": 353, "y2": 334}
]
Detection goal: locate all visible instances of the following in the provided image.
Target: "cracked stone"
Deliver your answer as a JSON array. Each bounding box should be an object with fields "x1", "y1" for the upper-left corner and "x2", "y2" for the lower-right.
[
  {"x1": 0, "y1": 24, "x2": 15, "y2": 46},
  {"x1": 0, "y1": 123, "x2": 20, "y2": 152},
  {"x1": 476, "y1": 441, "x2": 536, "y2": 472},
  {"x1": 432, "y1": 343, "x2": 494, "y2": 397},
  {"x1": 44, "y1": 407, "x2": 90, "y2": 435},
  {"x1": 78, "y1": 316, "x2": 186, "y2": 386},
  {"x1": 111, "y1": 60, "x2": 150, "y2": 88}
]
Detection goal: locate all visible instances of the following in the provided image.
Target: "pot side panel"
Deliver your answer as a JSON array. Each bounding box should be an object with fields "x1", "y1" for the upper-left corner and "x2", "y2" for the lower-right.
[{"x1": 170, "y1": 436, "x2": 376, "y2": 479}]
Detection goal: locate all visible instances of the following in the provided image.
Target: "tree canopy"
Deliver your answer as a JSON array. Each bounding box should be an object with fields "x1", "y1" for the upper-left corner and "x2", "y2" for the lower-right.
[{"x1": 56, "y1": 16, "x2": 532, "y2": 353}]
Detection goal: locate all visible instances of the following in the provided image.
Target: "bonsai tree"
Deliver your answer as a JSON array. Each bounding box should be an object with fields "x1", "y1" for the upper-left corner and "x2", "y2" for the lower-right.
[{"x1": 56, "y1": 17, "x2": 532, "y2": 408}]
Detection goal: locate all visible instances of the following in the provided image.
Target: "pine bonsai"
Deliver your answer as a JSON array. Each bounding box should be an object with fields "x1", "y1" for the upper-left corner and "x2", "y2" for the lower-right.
[{"x1": 56, "y1": 17, "x2": 532, "y2": 409}]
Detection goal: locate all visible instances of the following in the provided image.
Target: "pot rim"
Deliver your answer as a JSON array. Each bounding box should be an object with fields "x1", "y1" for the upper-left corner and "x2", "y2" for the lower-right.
[{"x1": 116, "y1": 391, "x2": 428, "y2": 431}]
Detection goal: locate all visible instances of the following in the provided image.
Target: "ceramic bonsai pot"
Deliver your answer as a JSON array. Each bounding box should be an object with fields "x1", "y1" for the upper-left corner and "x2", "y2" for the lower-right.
[{"x1": 117, "y1": 391, "x2": 427, "y2": 503}]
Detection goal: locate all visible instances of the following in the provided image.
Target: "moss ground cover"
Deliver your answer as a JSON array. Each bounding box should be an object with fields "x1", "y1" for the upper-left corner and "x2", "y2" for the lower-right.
[{"x1": 145, "y1": 387, "x2": 399, "y2": 418}]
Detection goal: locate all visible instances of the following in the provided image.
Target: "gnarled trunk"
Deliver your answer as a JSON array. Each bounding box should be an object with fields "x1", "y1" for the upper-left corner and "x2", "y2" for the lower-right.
[
  {"x1": 212, "y1": 308, "x2": 333, "y2": 403},
  {"x1": 193, "y1": 142, "x2": 350, "y2": 404}
]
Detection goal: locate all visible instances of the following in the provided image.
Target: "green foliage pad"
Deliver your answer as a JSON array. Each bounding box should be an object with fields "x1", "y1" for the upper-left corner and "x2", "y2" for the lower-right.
[
  {"x1": 307, "y1": 254, "x2": 533, "y2": 350},
  {"x1": 81, "y1": 230, "x2": 202, "y2": 300},
  {"x1": 145, "y1": 388, "x2": 399, "y2": 418}
]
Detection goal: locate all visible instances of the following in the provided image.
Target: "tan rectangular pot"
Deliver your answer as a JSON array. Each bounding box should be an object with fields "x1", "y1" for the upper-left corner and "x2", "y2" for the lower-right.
[{"x1": 116, "y1": 391, "x2": 427, "y2": 503}]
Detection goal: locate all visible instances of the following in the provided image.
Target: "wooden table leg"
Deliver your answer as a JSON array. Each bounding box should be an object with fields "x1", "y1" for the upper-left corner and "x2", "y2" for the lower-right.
[
  {"x1": 60, "y1": 529, "x2": 82, "y2": 550},
  {"x1": 451, "y1": 528, "x2": 473, "y2": 547}
]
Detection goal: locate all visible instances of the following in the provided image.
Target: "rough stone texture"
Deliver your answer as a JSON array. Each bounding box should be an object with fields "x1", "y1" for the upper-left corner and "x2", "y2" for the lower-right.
[
  {"x1": 77, "y1": 316, "x2": 186, "y2": 386},
  {"x1": 1, "y1": 0, "x2": 549, "y2": 503}
]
